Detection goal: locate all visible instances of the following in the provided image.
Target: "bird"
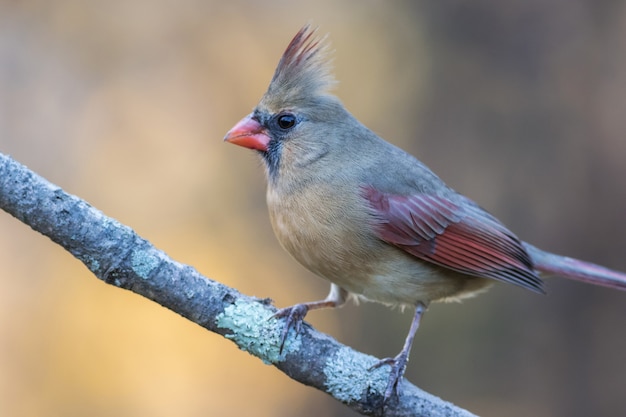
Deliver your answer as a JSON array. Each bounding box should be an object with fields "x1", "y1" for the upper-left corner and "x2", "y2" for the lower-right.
[{"x1": 223, "y1": 24, "x2": 626, "y2": 402}]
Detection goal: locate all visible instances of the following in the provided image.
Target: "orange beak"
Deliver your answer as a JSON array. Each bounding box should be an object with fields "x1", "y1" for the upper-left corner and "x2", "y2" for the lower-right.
[{"x1": 224, "y1": 115, "x2": 271, "y2": 152}]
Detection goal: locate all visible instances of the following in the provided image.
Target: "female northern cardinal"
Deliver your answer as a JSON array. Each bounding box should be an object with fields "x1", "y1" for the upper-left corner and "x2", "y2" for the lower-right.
[{"x1": 224, "y1": 25, "x2": 626, "y2": 401}]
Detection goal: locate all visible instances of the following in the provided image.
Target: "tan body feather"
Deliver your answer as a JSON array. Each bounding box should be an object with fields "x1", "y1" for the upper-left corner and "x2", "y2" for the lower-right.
[{"x1": 266, "y1": 158, "x2": 492, "y2": 306}]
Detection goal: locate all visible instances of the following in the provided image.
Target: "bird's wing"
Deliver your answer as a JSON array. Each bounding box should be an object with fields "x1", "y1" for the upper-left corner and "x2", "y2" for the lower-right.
[{"x1": 363, "y1": 186, "x2": 545, "y2": 293}]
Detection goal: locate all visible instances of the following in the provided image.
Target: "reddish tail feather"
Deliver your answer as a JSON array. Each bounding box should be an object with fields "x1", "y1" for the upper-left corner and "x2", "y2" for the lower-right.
[{"x1": 523, "y1": 242, "x2": 626, "y2": 291}]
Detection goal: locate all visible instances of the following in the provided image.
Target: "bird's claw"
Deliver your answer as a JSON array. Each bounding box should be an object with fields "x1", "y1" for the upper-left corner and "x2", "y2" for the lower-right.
[
  {"x1": 272, "y1": 304, "x2": 310, "y2": 354},
  {"x1": 369, "y1": 351, "x2": 409, "y2": 403}
]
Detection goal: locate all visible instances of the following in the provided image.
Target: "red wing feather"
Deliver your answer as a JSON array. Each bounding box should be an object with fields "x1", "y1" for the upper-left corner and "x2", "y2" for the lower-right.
[{"x1": 364, "y1": 187, "x2": 544, "y2": 293}]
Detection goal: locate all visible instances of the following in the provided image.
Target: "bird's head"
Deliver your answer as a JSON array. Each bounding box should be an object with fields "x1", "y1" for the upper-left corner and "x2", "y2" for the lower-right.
[{"x1": 224, "y1": 25, "x2": 353, "y2": 183}]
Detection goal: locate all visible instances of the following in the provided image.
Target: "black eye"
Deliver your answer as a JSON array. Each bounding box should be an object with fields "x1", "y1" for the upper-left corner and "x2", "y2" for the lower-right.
[{"x1": 276, "y1": 113, "x2": 297, "y2": 130}]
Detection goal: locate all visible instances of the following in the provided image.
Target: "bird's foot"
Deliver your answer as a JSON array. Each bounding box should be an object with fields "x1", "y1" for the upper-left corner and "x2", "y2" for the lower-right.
[
  {"x1": 272, "y1": 304, "x2": 310, "y2": 354},
  {"x1": 369, "y1": 350, "x2": 410, "y2": 403}
]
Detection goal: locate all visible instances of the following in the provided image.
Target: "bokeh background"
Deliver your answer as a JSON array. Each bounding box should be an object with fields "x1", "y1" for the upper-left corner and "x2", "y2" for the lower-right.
[{"x1": 1, "y1": 1, "x2": 626, "y2": 416}]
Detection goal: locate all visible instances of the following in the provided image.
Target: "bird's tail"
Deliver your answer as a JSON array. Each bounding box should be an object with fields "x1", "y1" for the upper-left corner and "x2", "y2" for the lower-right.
[{"x1": 523, "y1": 242, "x2": 626, "y2": 291}]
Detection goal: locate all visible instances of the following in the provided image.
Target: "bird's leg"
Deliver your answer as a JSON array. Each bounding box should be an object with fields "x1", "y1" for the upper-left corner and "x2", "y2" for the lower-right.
[
  {"x1": 370, "y1": 301, "x2": 428, "y2": 402},
  {"x1": 273, "y1": 284, "x2": 348, "y2": 353}
]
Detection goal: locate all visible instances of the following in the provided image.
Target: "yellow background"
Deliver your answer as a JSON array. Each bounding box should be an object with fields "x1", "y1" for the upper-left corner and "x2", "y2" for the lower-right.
[{"x1": 1, "y1": 1, "x2": 626, "y2": 416}]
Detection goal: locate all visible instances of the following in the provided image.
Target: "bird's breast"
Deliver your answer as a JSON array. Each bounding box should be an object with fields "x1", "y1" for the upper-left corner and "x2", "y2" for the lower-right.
[{"x1": 266, "y1": 183, "x2": 377, "y2": 287}]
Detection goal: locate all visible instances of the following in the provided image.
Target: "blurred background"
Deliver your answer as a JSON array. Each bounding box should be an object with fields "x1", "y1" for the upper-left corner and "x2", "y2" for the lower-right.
[{"x1": 1, "y1": 1, "x2": 625, "y2": 416}]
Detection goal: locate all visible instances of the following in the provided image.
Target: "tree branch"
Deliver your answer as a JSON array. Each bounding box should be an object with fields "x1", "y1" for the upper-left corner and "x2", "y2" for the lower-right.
[{"x1": 0, "y1": 152, "x2": 476, "y2": 417}]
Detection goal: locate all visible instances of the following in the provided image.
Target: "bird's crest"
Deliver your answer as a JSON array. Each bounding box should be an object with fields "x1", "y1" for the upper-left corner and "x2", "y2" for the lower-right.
[{"x1": 265, "y1": 24, "x2": 336, "y2": 106}]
